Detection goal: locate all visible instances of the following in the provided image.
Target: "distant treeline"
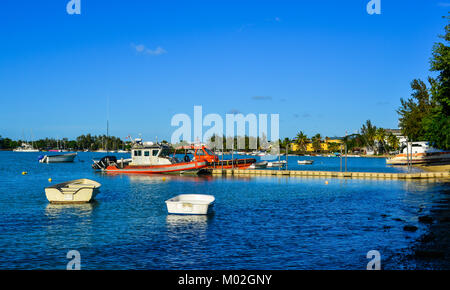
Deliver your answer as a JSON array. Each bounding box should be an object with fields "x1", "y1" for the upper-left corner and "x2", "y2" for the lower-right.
[{"x1": 0, "y1": 134, "x2": 128, "y2": 151}]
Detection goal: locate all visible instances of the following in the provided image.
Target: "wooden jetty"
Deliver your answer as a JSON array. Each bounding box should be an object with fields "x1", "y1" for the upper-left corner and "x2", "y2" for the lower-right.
[{"x1": 211, "y1": 169, "x2": 450, "y2": 180}]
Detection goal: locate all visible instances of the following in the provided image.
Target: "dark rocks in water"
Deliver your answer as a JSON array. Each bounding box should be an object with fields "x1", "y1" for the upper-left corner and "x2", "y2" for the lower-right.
[
  {"x1": 419, "y1": 233, "x2": 435, "y2": 243},
  {"x1": 418, "y1": 216, "x2": 433, "y2": 224},
  {"x1": 414, "y1": 250, "x2": 445, "y2": 259},
  {"x1": 403, "y1": 225, "x2": 418, "y2": 232},
  {"x1": 439, "y1": 216, "x2": 450, "y2": 223}
]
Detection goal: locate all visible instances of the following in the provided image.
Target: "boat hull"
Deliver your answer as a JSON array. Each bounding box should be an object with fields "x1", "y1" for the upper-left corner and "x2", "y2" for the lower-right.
[
  {"x1": 207, "y1": 158, "x2": 256, "y2": 170},
  {"x1": 103, "y1": 161, "x2": 208, "y2": 174},
  {"x1": 45, "y1": 179, "x2": 101, "y2": 204},
  {"x1": 40, "y1": 153, "x2": 77, "y2": 163},
  {"x1": 386, "y1": 151, "x2": 450, "y2": 165},
  {"x1": 165, "y1": 194, "x2": 215, "y2": 215}
]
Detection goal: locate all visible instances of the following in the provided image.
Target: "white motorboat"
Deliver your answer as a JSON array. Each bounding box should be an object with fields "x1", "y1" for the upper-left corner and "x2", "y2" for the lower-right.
[
  {"x1": 165, "y1": 194, "x2": 215, "y2": 215},
  {"x1": 13, "y1": 143, "x2": 39, "y2": 152},
  {"x1": 298, "y1": 160, "x2": 314, "y2": 165},
  {"x1": 386, "y1": 141, "x2": 450, "y2": 165},
  {"x1": 267, "y1": 160, "x2": 287, "y2": 168},
  {"x1": 91, "y1": 141, "x2": 208, "y2": 174},
  {"x1": 249, "y1": 161, "x2": 269, "y2": 169},
  {"x1": 39, "y1": 153, "x2": 77, "y2": 163},
  {"x1": 45, "y1": 179, "x2": 101, "y2": 204}
]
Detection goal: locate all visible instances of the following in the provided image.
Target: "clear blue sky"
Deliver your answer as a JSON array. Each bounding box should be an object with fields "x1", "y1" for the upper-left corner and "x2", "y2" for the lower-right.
[{"x1": 0, "y1": 0, "x2": 448, "y2": 141}]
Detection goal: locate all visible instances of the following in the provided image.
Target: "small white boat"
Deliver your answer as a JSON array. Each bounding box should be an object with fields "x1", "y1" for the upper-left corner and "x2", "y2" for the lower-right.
[
  {"x1": 298, "y1": 160, "x2": 314, "y2": 165},
  {"x1": 249, "y1": 161, "x2": 268, "y2": 169},
  {"x1": 165, "y1": 194, "x2": 215, "y2": 215},
  {"x1": 45, "y1": 179, "x2": 101, "y2": 204},
  {"x1": 39, "y1": 153, "x2": 77, "y2": 163},
  {"x1": 267, "y1": 160, "x2": 287, "y2": 167}
]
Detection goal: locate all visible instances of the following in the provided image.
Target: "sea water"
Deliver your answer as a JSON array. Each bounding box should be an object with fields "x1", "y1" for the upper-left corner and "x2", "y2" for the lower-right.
[{"x1": 0, "y1": 152, "x2": 447, "y2": 269}]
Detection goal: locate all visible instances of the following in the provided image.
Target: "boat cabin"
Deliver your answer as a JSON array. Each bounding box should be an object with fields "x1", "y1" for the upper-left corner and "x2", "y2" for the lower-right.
[{"x1": 131, "y1": 143, "x2": 173, "y2": 166}]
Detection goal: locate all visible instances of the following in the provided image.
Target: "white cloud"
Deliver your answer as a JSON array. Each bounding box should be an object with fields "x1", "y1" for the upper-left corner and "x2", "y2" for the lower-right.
[{"x1": 131, "y1": 43, "x2": 167, "y2": 56}]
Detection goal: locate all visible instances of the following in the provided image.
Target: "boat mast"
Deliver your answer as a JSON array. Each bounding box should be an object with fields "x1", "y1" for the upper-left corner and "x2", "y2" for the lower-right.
[{"x1": 106, "y1": 96, "x2": 109, "y2": 154}]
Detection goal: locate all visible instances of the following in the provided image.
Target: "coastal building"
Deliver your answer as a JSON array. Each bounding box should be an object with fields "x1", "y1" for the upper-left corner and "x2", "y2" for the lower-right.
[
  {"x1": 291, "y1": 138, "x2": 343, "y2": 152},
  {"x1": 385, "y1": 128, "x2": 406, "y2": 145}
]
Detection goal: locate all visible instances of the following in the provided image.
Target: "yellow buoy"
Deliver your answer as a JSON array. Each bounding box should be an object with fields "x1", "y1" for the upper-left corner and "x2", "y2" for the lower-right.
[
  {"x1": 162, "y1": 177, "x2": 166, "y2": 181},
  {"x1": 48, "y1": 178, "x2": 52, "y2": 183},
  {"x1": 325, "y1": 180, "x2": 329, "y2": 185},
  {"x1": 22, "y1": 171, "x2": 27, "y2": 175}
]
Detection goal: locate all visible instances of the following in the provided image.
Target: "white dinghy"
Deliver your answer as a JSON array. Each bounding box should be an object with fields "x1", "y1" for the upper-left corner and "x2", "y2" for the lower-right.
[
  {"x1": 45, "y1": 179, "x2": 101, "y2": 204},
  {"x1": 298, "y1": 160, "x2": 314, "y2": 165},
  {"x1": 165, "y1": 194, "x2": 215, "y2": 215},
  {"x1": 39, "y1": 153, "x2": 77, "y2": 163}
]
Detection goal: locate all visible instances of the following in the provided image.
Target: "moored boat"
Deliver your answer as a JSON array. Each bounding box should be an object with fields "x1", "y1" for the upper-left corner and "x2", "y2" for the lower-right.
[
  {"x1": 45, "y1": 179, "x2": 101, "y2": 204},
  {"x1": 386, "y1": 142, "x2": 450, "y2": 165},
  {"x1": 38, "y1": 153, "x2": 77, "y2": 163},
  {"x1": 267, "y1": 160, "x2": 287, "y2": 168},
  {"x1": 92, "y1": 140, "x2": 208, "y2": 175},
  {"x1": 13, "y1": 143, "x2": 39, "y2": 152},
  {"x1": 176, "y1": 145, "x2": 256, "y2": 170},
  {"x1": 249, "y1": 161, "x2": 268, "y2": 169},
  {"x1": 165, "y1": 194, "x2": 215, "y2": 215},
  {"x1": 298, "y1": 160, "x2": 314, "y2": 165}
]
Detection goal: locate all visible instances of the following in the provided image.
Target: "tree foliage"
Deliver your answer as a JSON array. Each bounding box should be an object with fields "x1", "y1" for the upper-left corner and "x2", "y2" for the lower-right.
[{"x1": 397, "y1": 15, "x2": 450, "y2": 149}]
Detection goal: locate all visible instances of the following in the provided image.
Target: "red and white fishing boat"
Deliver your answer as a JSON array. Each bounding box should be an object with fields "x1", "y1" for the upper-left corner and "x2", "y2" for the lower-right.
[
  {"x1": 386, "y1": 141, "x2": 450, "y2": 165},
  {"x1": 175, "y1": 145, "x2": 256, "y2": 170},
  {"x1": 92, "y1": 140, "x2": 208, "y2": 175}
]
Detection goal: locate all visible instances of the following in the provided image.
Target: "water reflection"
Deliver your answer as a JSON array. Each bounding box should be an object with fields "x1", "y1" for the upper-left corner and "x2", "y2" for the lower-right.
[
  {"x1": 128, "y1": 175, "x2": 171, "y2": 184},
  {"x1": 45, "y1": 201, "x2": 98, "y2": 218},
  {"x1": 166, "y1": 215, "x2": 212, "y2": 235}
]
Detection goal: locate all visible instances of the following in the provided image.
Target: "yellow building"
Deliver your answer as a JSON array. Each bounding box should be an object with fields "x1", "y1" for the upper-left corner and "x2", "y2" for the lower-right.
[{"x1": 291, "y1": 139, "x2": 343, "y2": 152}]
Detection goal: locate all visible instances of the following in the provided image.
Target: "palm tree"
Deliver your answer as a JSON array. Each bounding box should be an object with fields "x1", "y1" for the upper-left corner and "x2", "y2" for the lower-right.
[
  {"x1": 360, "y1": 120, "x2": 377, "y2": 153},
  {"x1": 375, "y1": 128, "x2": 387, "y2": 154},
  {"x1": 311, "y1": 133, "x2": 322, "y2": 153},
  {"x1": 387, "y1": 133, "x2": 400, "y2": 153},
  {"x1": 295, "y1": 131, "x2": 308, "y2": 153}
]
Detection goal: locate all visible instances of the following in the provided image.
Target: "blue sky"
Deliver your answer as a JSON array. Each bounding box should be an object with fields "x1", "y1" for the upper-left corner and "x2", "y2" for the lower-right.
[{"x1": 0, "y1": 0, "x2": 448, "y2": 141}]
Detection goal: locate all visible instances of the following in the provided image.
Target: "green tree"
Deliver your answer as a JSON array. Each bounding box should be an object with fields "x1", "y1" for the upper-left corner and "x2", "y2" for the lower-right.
[
  {"x1": 422, "y1": 15, "x2": 450, "y2": 149},
  {"x1": 295, "y1": 131, "x2": 308, "y2": 153},
  {"x1": 375, "y1": 128, "x2": 387, "y2": 154},
  {"x1": 397, "y1": 79, "x2": 432, "y2": 141},
  {"x1": 311, "y1": 133, "x2": 322, "y2": 153},
  {"x1": 360, "y1": 120, "x2": 377, "y2": 152},
  {"x1": 387, "y1": 133, "x2": 400, "y2": 152}
]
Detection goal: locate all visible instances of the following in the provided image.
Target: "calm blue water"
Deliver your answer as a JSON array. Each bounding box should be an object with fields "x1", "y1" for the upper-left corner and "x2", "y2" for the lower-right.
[{"x1": 0, "y1": 151, "x2": 447, "y2": 269}]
